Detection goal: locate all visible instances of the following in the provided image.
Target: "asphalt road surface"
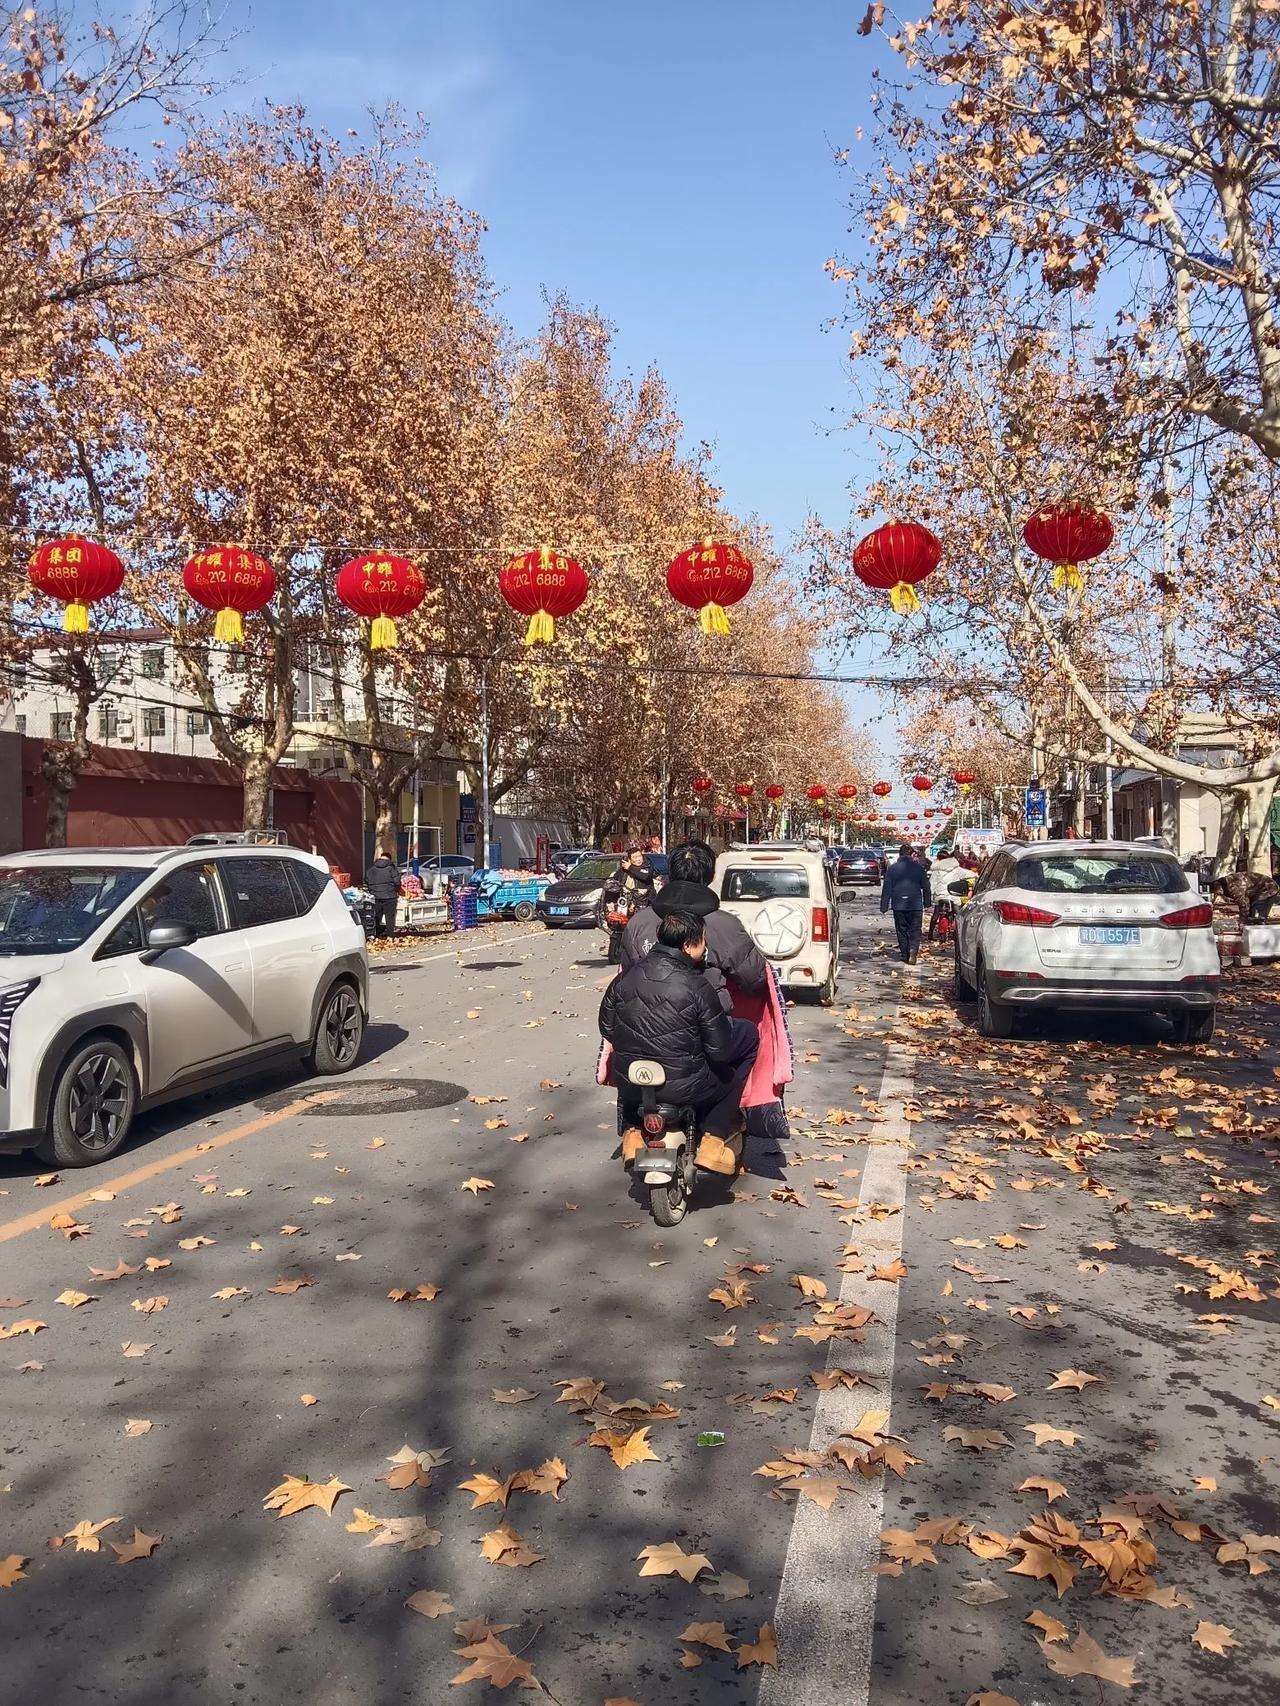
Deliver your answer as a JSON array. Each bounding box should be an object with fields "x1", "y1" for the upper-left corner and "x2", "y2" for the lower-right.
[{"x1": 1, "y1": 895, "x2": 1277, "y2": 1705}]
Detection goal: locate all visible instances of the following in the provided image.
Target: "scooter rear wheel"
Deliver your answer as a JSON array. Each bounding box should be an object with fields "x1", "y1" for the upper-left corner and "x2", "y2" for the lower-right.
[{"x1": 648, "y1": 1171, "x2": 688, "y2": 1227}]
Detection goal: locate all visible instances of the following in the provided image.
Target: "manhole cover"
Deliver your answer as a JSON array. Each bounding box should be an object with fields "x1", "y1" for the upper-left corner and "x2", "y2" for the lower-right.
[{"x1": 257, "y1": 1078, "x2": 468, "y2": 1116}]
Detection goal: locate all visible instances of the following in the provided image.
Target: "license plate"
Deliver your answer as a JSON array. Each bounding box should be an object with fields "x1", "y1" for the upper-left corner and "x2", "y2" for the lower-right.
[
  {"x1": 549, "y1": 905, "x2": 570, "y2": 916},
  {"x1": 1080, "y1": 925, "x2": 1140, "y2": 945}
]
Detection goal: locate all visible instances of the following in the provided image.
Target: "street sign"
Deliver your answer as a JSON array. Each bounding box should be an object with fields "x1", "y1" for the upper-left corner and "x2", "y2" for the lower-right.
[{"x1": 1024, "y1": 787, "x2": 1048, "y2": 829}]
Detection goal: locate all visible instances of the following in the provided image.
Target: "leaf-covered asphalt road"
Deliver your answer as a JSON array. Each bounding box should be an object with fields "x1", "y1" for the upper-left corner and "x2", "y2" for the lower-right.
[{"x1": 1, "y1": 897, "x2": 1277, "y2": 1705}]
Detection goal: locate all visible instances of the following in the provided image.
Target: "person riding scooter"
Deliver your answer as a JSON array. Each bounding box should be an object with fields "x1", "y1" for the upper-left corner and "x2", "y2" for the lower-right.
[
  {"x1": 600, "y1": 911, "x2": 759, "y2": 1175},
  {"x1": 601, "y1": 844, "x2": 656, "y2": 963},
  {"x1": 621, "y1": 840, "x2": 766, "y2": 1012}
]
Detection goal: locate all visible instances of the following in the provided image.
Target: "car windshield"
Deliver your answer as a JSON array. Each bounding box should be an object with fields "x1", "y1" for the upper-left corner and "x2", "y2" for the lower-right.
[
  {"x1": 0, "y1": 866, "x2": 149, "y2": 952},
  {"x1": 721, "y1": 865, "x2": 809, "y2": 901},
  {"x1": 567, "y1": 858, "x2": 619, "y2": 883},
  {"x1": 1017, "y1": 853, "x2": 1188, "y2": 896}
]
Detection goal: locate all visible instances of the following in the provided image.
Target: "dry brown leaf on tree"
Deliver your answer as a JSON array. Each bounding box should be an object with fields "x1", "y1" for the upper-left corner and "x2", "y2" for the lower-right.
[
  {"x1": 1040, "y1": 1629, "x2": 1136, "y2": 1687},
  {"x1": 404, "y1": 1589, "x2": 454, "y2": 1619},
  {"x1": 637, "y1": 1541, "x2": 713, "y2": 1582},
  {"x1": 111, "y1": 1528, "x2": 161, "y2": 1564},
  {"x1": 262, "y1": 1474, "x2": 350, "y2": 1518},
  {"x1": 0, "y1": 1555, "x2": 28, "y2": 1588},
  {"x1": 1192, "y1": 1621, "x2": 1239, "y2": 1655},
  {"x1": 736, "y1": 1623, "x2": 778, "y2": 1670}
]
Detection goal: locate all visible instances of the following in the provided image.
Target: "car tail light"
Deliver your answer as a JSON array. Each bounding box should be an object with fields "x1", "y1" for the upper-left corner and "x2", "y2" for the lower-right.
[
  {"x1": 1160, "y1": 904, "x2": 1213, "y2": 928},
  {"x1": 994, "y1": 900, "x2": 1060, "y2": 926},
  {"x1": 642, "y1": 1112, "x2": 666, "y2": 1136},
  {"x1": 811, "y1": 906, "x2": 829, "y2": 943}
]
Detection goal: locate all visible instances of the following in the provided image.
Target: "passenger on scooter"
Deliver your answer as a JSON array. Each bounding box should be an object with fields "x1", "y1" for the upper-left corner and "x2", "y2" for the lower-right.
[
  {"x1": 621, "y1": 840, "x2": 766, "y2": 1012},
  {"x1": 599, "y1": 911, "x2": 759, "y2": 1174}
]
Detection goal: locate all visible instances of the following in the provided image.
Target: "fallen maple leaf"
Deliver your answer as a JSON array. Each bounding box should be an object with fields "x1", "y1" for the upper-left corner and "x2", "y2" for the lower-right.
[
  {"x1": 124, "y1": 1418, "x2": 152, "y2": 1437},
  {"x1": 387, "y1": 1283, "x2": 440, "y2": 1302},
  {"x1": 262, "y1": 1475, "x2": 350, "y2": 1518},
  {"x1": 64, "y1": 1517, "x2": 120, "y2": 1552},
  {"x1": 366, "y1": 1515, "x2": 442, "y2": 1551},
  {"x1": 0, "y1": 1319, "x2": 45, "y2": 1340},
  {"x1": 791, "y1": 1273, "x2": 828, "y2": 1299},
  {"x1": 680, "y1": 1620, "x2": 732, "y2": 1651},
  {"x1": 56, "y1": 1289, "x2": 95, "y2": 1308},
  {"x1": 479, "y1": 1522, "x2": 543, "y2": 1566},
  {"x1": 1026, "y1": 1610, "x2": 1068, "y2": 1643},
  {"x1": 492, "y1": 1387, "x2": 538, "y2": 1404},
  {"x1": 450, "y1": 1632, "x2": 537, "y2": 1688},
  {"x1": 1040, "y1": 1629, "x2": 1136, "y2": 1687},
  {"x1": 1024, "y1": 1422, "x2": 1080, "y2": 1447},
  {"x1": 177, "y1": 1235, "x2": 215, "y2": 1250},
  {"x1": 736, "y1": 1622, "x2": 778, "y2": 1669},
  {"x1": 944, "y1": 1426, "x2": 1013, "y2": 1453},
  {"x1": 88, "y1": 1260, "x2": 140, "y2": 1282},
  {"x1": 120, "y1": 1341, "x2": 152, "y2": 1357},
  {"x1": 0, "y1": 1555, "x2": 28, "y2": 1587},
  {"x1": 267, "y1": 1276, "x2": 314, "y2": 1295},
  {"x1": 957, "y1": 1579, "x2": 1010, "y2": 1605},
  {"x1": 1048, "y1": 1368, "x2": 1103, "y2": 1392},
  {"x1": 111, "y1": 1528, "x2": 161, "y2": 1564},
  {"x1": 1192, "y1": 1621, "x2": 1238, "y2": 1655},
  {"x1": 637, "y1": 1541, "x2": 713, "y2": 1582},
  {"x1": 461, "y1": 1177, "x2": 494, "y2": 1195},
  {"x1": 1008, "y1": 1540, "x2": 1076, "y2": 1597},
  {"x1": 871, "y1": 1257, "x2": 909, "y2": 1282},
  {"x1": 589, "y1": 1427, "x2": 660, "y2": 1471},
  {"x1": 404, "y1": 1589, "x2": 454, "y2": 1619},
  {"x1": 701, "y1": 1570, "x2": 751, "y2": 1601},
  {"x1": 1017, "y1": 1476, "x2": 1068, "y2": 1502},
  {"x1": 211, "y1": 1287, "x2": 248, "y2": 1300}
]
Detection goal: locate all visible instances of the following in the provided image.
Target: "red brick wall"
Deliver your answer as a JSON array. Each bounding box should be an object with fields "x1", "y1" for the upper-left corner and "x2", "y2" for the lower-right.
[{"x1": 16, "y1": 738, "x2": 364, "y2": 878}]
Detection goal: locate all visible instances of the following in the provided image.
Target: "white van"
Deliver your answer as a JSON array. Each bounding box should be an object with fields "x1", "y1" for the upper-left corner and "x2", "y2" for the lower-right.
[{"x1": 714, "y1": 841, "x2": 840, "y2": 1002}]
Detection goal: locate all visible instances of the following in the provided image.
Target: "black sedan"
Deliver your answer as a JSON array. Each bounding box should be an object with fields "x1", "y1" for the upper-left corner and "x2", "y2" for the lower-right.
[
  {"x1": 836, "y1": 847, "x2": 885, "y2": 886},
  {"x1": 536, "y1": 855, "x2": 622, "y2": 927}
]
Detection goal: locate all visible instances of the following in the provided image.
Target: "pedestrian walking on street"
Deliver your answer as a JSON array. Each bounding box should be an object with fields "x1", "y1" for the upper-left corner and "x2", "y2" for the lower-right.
[
  {"x1": 366, "y1": 850, "x2": 402, "y2": 938},
  {"x1": 880, "y1": 841, "x2": 931, "y2": 963}
]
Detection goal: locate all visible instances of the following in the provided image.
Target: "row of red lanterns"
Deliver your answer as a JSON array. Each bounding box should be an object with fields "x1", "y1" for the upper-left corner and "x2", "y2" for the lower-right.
[
  {"x1": 851, "y1": 503, "x2": 1113, "y2": 614},
  {"x1": 26, "y1": 534, "x2": 758, "y2": 649}
]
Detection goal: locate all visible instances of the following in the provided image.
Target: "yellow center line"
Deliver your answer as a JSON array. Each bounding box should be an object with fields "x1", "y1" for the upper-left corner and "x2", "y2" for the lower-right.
[{"x1": 0, "y1": 1089, "x2": 341, "y2": 1245}]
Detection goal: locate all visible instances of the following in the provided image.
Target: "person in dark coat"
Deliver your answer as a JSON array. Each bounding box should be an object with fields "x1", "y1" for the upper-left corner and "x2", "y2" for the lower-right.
[
  {"x1": 366, "y1": 852, "x2": 402, "y2": 938},
  {"x1": 880, "y1": 842, "x2": 931, "y2": 963},
  {"x1": 621, "y1": 840, "x2": 767, "y2": 1012},
  {"x1": 600, "y1": 911, "x2": 759, "y2": 1173}
]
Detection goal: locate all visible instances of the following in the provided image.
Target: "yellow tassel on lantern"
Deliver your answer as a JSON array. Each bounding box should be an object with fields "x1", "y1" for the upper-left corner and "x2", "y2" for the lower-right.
[
  {"x1": 699, "y1": 602, "x2": 731, "y2": 636},
  {"x1": 1052, "y1": 562, "x2": 1083, "y2": 592},
  {"x1": 63, "y1": 600, "x2": 90, "y2": 633},
  {"x1": 889, "y1": 582, "x2": 921, "y2": 614},
  {"x1": 523, "y1": 610, "x2": 556, "y2": 645},
  {"x1": 370, "y1": 614, "x2": 398, "y2": 649},
  {"x1": 214, "y1": 607, "x2": 245, "y2": 644}
]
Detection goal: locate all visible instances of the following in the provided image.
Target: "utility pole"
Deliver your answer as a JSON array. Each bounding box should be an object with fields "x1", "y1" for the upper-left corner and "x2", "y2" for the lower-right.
[{"x1": 1104, "y1": 660, "x2": 1114, "y2": 840}]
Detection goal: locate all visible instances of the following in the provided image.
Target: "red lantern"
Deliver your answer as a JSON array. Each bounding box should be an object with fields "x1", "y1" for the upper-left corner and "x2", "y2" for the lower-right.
[
  {"x1": 942, "y1": 805, "x2": 954, "y2": 817},
  {"x1": 733, "y1": 783, "x2": 755, "y2": 799},
  {"x1": 885, "y1": 812, "x2": 897, "y2": 822},
  {"x1": 335, "y1": 554, "x2": 426, "y2": 650},
  {"x1": 953, "y1": 768, "x2": 976, "y2": 794},
  {"x1": 1023, "y1": 503, "x2": 1113, "y2": 592},
  {"x1": 853, "y1": 521, "x2": 941, "y2": 614},
  {"x1": 764, "y1": 783, "x2": 785, "y2": 801},
  {"x1": 923, "y1": 808, "x2": 935, "y2": 819},
  {"x1": 872, "y1": 780, "x2": 892, "y2": 799},
  {"x1": 499, "y1": 545, "x2": 589, "y2": 645},
  {"x1": 692, "y1": 775, "x2": 714, "y2": 795},
  {"x1": 907, "y1": 811, "x2": 918, "y2": 820},
  {"x1": 183, "y1": 547, "x2": 275, "y2": 644},
  {"x1": 27, "y1": 536, "x2": 124, "y2": 632},
  {"x1": 666, "y1": 538, "x2": 754, "y2": 636},
  {"x1": 806, "y1": 785, "x2": 828, "y2": 804},
  {"x1": 911, "y1": 775, "x2": 932, "y2": 794},
  {"x1": 838, "y1": 783, "x2": 859, "y2": 801}
]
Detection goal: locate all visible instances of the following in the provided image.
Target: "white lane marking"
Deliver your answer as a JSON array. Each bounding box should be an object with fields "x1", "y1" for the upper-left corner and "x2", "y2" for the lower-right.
[{"x1": 758, "y1": 1043, "x2": 915, "y2": 1706}]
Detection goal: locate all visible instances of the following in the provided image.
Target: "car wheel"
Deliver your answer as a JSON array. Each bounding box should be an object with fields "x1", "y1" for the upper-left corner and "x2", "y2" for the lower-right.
[
  {"x1": 38, "y1": 1036, "x2": 137, "y2": 1167},
  {"x1": 513, "y1": 900, "x2": 536, "y2": 922},
  {"x1": 310, "y1": 980, "x2": 365, "y2": 1074},
  {"x1": 976, "y1": 961, "x2": 1014, "y2": 1038},
  {"x1": 1171, "y1": 1007, "x2": 1215, "y2": 1046}
]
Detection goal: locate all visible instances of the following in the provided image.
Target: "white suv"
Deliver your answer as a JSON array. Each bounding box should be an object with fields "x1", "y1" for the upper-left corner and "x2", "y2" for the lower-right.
[
  {"x1": 951, "y1": 839, "x2": 1220, "y2": 1043},
  {"x1": 715, "y1": 841, "x2": 840, "y2": 1002},
  {"x1": 0, "y1": 842, "x2": 368, "y2": 1166}
]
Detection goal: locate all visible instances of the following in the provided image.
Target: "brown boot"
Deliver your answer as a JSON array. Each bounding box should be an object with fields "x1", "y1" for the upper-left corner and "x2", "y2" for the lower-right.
[
  {"x1": 621, "y1": 1128, "x2": 644, "y2": 1168},
  {"x1": 695, "y1": 1133, "x2": 737, "y2": 1176}
]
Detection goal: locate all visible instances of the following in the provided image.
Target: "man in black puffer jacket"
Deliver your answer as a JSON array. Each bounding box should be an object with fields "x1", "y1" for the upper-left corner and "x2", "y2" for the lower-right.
[
  {"x1": 601, "y1": 911, "x2": 759, "y2": 1172},
  {"x1": 622, "y1": 840, "x2": 766, "y2": 1012}
]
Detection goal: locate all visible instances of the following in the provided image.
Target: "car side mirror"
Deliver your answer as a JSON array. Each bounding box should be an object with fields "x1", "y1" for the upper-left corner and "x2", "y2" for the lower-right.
[
  {"x1": 141, "y1": 920, "x2": 198, "y2": 964},
  {"x1": 947, "y1": 878, "x2": 974, "y2": 897}
]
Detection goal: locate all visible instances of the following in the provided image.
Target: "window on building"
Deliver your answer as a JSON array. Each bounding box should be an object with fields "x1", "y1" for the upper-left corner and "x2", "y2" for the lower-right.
[
  {"x1": 51, "y1": 711, "x2": 73, "y2": 741},
  {"x1": 139, "y1": 649, "x2": 165, "y2": 680},
  {"x1": 220, "y1": 857, "x2": 301, "y2": 929},
  {"x1": 186, "y1": 710, "x2": 209, "y2": 737},
  {"x1": 14, "y1": 714, "x2": 26, "y2": 734},
  {"x1": 142, "y1": 707, "x2": 166, "y2": 737},
  {"x1": 98, "y1": 703, "x2": 118, "y2": 740},
  {"x1": 97, "y1": 648, "x2": 119, "y2": 680}
]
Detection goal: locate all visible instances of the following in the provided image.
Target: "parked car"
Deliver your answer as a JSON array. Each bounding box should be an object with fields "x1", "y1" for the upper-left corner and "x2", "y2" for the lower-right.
[
  {"x1": 835, "y1": 847, "x2": 884, "y2": 886},
  {"x1": 714, "y1": 841, "x2": 839, "y2": 1002},
  {"x1": 951, "y1": 839, "x2": 1219, "y2": 1043},
  {"x1": 550, "y1": 846, "x2": 602, "y2": 877},
  {"x1": 0, "y1": 843, "x2": 368, "y2": 1166},
  {"x1": 419, "y1": 854, "x2": 475, "y2": 878}
]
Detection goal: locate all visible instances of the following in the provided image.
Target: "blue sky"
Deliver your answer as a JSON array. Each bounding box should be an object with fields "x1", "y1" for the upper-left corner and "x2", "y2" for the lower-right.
[{"x1": 211, "y1": 0, "x2": 882, "y2": 570}]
